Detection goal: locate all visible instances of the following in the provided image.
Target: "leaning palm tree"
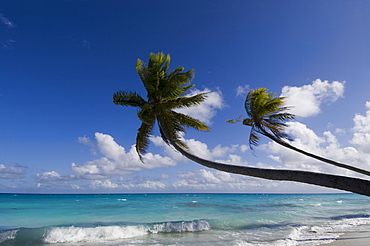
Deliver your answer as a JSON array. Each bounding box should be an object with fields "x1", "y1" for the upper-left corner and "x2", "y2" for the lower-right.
[
  {"x1": 228, "y1": 88, "x2": 370, "y2": 177},
  {"x1": 113, "y1": 52, "x2": 210, "y2": 160},
  {"x1": 114, "y1": 52, "x2": 370, "y2": 196}
]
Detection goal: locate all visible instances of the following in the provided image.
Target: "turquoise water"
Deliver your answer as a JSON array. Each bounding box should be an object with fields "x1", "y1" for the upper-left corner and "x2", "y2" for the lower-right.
[{"x1": 1, "y1": 193, "x2": 370, "y2": 245}]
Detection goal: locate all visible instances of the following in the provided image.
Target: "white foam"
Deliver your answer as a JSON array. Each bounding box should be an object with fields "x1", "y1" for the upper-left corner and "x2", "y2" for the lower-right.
[
  {"x1": 150, "y1": 220, "x2": 211, "y2": 233},
  {"x1": 43, "y1": 220, "x2": 211, "y2": 244},
  {"x1": 0, "y1": 229, "x2": 17, "y2": 243},
  {"x1": 283, "y1": 215, "x2": 370, "y2": 245},
  {"x1": 43, "y1": 225, "x2": 147, "y2": 243}
]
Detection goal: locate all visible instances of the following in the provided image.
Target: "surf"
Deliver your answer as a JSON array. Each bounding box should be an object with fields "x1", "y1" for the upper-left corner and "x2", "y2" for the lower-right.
[{"x1": 0, "y1": 220, "x2": 211, "y2": 245}]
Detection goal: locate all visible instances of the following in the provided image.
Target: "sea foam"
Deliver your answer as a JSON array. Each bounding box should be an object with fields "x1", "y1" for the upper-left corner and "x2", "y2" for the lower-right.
[
  {"x1": 43, "y1": 220, "x2": 211, "y2": 244},
  {"x1": 0, "y1": 229, "x2": 17, "y2": 244}
]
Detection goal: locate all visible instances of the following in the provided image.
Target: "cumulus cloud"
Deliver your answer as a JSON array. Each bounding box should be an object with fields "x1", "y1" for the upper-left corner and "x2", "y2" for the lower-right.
[
  {"x1": 281, "y1": 79, "x2": 345, "y2": 117},
  {"x1": 174, "y1": 88, "x2": 225, "y2": 125},
  {"x1": 150, "y1": 135, "x2": 246, "y2": 162},
  {"x1": 0, "y1": 164, "x2": 26, "y2": 179},
  {"x1": 351, "y1": 101, "x2": 370, "y2": 153},
  {"x1": 72, "y1": 132, "x2": 176, "y2": 179},
  {"x1": 264, "y1": 120, "x2": 369, "y2": 178}
]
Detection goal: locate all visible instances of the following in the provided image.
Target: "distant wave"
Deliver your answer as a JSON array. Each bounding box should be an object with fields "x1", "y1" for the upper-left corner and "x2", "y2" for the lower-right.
[
  {"x1": 0, "y1": 220, "x2": 211, "y2": 245},
  {"x1": 329, "y1": 213, "x2": 370, "y2": 220}
]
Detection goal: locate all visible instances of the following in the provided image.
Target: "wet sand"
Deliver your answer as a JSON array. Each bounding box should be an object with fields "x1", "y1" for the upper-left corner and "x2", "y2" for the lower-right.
[{"x1": 322, "y1": 231, "x2": 370, "y2": 246}]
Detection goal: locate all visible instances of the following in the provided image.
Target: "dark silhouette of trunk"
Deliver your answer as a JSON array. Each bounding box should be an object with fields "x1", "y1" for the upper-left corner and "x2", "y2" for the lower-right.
[
  {"x1": 159, "y1": 123, "x2": 370, "y2": 197},
  {"x1": 259, "y1": 128, "x2": 370, "y2": 177}
]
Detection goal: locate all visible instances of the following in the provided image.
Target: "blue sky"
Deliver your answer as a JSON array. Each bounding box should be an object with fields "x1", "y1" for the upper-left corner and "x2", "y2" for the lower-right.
[{"x1": 1, "y1": 0, "x2": 370, "y2": 193}]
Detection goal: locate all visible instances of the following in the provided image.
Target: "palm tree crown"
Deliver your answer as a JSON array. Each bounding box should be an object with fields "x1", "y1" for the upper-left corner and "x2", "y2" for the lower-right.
[
  {"x1": 113, "y1": 52, "x2": 210, "y2": 159},
  {"x1": 229, "y1": 88, "x2": 370, "y2": 177},
  {"x1": 228, "y1": 88, "x2": 295, "y2": 148}
]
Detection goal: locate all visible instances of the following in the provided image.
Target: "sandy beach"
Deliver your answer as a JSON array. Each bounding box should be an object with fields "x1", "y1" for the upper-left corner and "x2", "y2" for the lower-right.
[{"x1": 322, "y1": 231, "x2": 370, "y2": 246}]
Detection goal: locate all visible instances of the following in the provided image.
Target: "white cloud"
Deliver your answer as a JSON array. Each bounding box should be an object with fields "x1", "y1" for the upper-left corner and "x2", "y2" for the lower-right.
[
  {"x1": 236, "y1": 85, "x2": 250, "y2": 97},
  {"x1": 263, "y1": 120, "x2": 370, "y2": 178},
  {"x1": 175, "y1": 88, "x2": 225, "y2": 125},
  {"x1": 78, "y1": 135, "x2": 97, "y2": 155},
  {"x1": 351, "y1": 101, "x2": 370, "y2": 153},
  {"x1": 72, "y1": 133, "x2": 176, "y2": 179},
  {"x1": 90, "y1": 180, "x2": 119, "y2": 189},
  {"x1": 215, "y1": 154, "x2": 249, "y2": 165},
  {"x1": 0, "y1": 14, "x2": 15, "y2": 28},
  {"x1": 171, "y1": 169, "x2": 303, "y2": 192},
  {"x1": 88, "y1": 177, "x2": 167, "y2": 191},
  {"x1": 281, "y1": 79, "x2": 345, "y2": 117},
  {"x1": 0, "y1": 164, "x2": 26, "y2": 179},
  {"x1": 150, "y1": 135, "x2": 243, "y2": 162},
  {"x1": 71, "y1": 184, "x2": 82, "y2": 190},
  {"x1": 1, "y1": 39, "x2": 16, "y2": 49},
  {"x1": 136, "y1": 180, "x2": 166, "y2": 189},
  {"x1": 35, "y1": 171, "x2": 72, "y2": 186}
]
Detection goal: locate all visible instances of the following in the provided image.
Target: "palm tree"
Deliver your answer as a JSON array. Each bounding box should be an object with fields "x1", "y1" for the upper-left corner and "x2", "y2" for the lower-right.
[
  {"x1": 114, "y1": 53, "x2": 370, "y2": 196},
  {"x1": 228, "y1": 88, "x2": 370, "y2": 177},
  {"x1": 113, "y1": 52, "x2": 210, "y2": 160}
]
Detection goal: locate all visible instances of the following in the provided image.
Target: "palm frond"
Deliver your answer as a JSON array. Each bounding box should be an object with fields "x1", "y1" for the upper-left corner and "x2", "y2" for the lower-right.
[
  {"x1": 136, "y1": 120, "x2": 155, "y2": 159},
  {"x1": 226, "y1": 118, "x2": 243, "y2": 124},
  {"x1": 113, "y1": 91, "x2": 146, "y2": 108},
  {"x1": 164, "y1": 92, "x2": 208, "y2": 109},
  {"x1": 161, "y1": 69, "x2": 194, "y2": 99},
  {"x1": 269, "y1": 113, "x2": 295, "y2": 121},
  {"x1": 172, "y1": 111, "x2": 210, "y2": 131},
  {"x1": 249, "y1": 129, "x2": 260, "y2": 148},
  {"x1": 241, "y1": 118, "x2": 254, "y2": 126},
  {"x1": 158, "y1": 117, "x2": 188, "y2": 150},
  {"x1": 137, "y1": 104, "x2": 155, "y2": 125}
]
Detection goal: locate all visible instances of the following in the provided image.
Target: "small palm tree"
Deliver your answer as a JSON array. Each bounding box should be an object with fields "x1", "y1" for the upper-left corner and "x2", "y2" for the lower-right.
[
  {"x1": 113, "y1": 52, "x2": 210, "y2": 160},
  {"x1": 114, "y1": 53, "x2": 370, "y2": 196},
  {"x1": 228, "y1": 88, "x2": 370, "y2": 177},
  {"x1": 228, "y1": 88, "x2": 295, "y2": 148}
]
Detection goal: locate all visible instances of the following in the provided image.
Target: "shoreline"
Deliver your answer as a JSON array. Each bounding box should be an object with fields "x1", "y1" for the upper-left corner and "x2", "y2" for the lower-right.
[{"x1": 321, "y1": 231, "x2": 370, "y2": 246}]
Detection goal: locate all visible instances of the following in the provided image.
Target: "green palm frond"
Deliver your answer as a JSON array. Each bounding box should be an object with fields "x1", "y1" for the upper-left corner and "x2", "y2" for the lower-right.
[
  {"x1": 172, "y1": 111, "x2": 210, "y2": 131},
  {"x1": 159, "y1": 67, "x2": 194, "y2": 100},
  {"x1": 159, "y1": 117, "x2": 188, "y2": 150},
  {"x1": 163, "y1": 92, "x2": 209, "y2": 109},
  {"x1": 269, "y1": 113, "x2": 295, "y2": 121},
  {"x1": 113, "y1": 91, "x2": 146, "y2": 108},
  {"x1": 249, "y1": 129, "x2": 260, "y2": 149},
  {"x1": 230, "y1": 87, "x2": 295, "y2": 148},
  {"x1": 137, "y1": 104, "x2": 155, "y2": 125},
  {"x1": 136, "y1": 121, "x2": 155, "y2": 158}
]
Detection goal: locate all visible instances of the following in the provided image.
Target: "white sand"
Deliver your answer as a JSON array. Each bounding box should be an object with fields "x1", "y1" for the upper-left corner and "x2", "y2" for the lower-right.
[{"x1": 321, "y1": 231, "x2": 370, "y2": 246}]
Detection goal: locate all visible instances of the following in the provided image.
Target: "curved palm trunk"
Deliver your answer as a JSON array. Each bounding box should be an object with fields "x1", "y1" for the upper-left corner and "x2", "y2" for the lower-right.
[
  {"x1": 159, "y1": 124, "x2": 370, "y2": 197},
  {"x1": 259, "y1": 128, "x2": 370, "y2": 177}
]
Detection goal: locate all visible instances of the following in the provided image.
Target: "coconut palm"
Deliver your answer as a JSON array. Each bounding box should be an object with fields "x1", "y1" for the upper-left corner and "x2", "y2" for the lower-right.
[
  {"x1": 114, "y1": 53, "x2": 370, "y2": 196},
  {"x1": 228, "y1": 88, "x2": 370, "y2": 177},
  {"x1": 113, "y1": 52, "x2": 210, "y2": 160}
]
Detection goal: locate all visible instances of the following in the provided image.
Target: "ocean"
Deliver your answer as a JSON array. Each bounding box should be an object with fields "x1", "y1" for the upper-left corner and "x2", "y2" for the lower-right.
[{"x1": 1, "y1": 193, "x2": 369, "y2": 246}]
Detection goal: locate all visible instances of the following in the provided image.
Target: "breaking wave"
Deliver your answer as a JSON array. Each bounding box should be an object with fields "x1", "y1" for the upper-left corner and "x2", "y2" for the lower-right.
[{"x1": 0, "y1": 219, "x2": 211, "y2": 245}]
